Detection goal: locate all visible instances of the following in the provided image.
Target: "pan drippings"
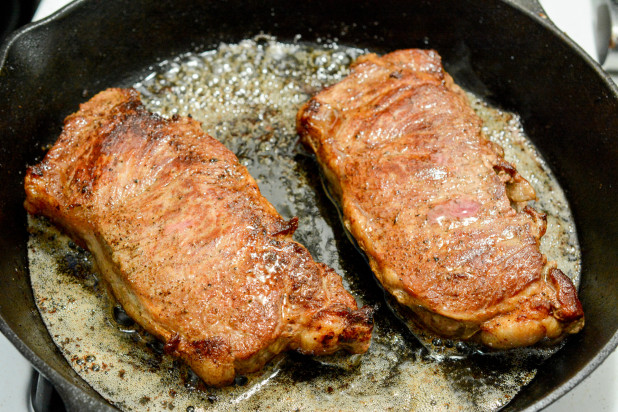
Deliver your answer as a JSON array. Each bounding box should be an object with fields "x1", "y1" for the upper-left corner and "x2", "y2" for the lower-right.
[{"x1": 28, "y1": 36, "x2": 580, "y2": 411}]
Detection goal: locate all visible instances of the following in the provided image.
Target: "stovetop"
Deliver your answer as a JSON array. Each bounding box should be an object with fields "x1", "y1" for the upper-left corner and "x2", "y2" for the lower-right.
[{"x1": 1, "y1": 0, "x2": 616, "y2": 411}]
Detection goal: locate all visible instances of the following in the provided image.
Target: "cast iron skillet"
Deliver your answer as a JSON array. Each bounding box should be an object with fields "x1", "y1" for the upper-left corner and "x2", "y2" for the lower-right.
[{"x1": 1, "y1": 0, "x2": 616, "y2": 410}]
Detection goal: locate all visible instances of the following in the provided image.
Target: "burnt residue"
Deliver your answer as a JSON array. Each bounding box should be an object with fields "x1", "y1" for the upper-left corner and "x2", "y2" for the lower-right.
[{"x1": 54, "y1": 246, "x2": 99, "y2": 292}]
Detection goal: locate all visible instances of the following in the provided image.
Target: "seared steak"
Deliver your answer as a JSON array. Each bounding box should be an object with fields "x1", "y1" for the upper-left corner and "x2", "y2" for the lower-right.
[
  {"x1": 297, "y1": 49, "x2": 584, "y2": 349},
  {"x1": 25, "y1": 88, "x2": 373, "y2": 386}
]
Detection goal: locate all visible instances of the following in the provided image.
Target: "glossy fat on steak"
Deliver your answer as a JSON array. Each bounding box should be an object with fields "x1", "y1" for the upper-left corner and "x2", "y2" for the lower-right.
[
  {"x1": 297, "y1": 50, "x2": 584, "y2": 349},
  {"x1": 24, "y1": 88, "x2": 373, "y2": 386}
]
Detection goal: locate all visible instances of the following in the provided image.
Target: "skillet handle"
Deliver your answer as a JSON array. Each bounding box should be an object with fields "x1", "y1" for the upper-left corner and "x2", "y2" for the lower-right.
[
  {"x1": 30, "y1": 370, "x2": 118, "y2": 412},
  {"x1": 55, "y1": 382, "x2": 115, "y2": 412},
  {"x1": 31, "y1": 370, "x2": 116, "y2": 412}
]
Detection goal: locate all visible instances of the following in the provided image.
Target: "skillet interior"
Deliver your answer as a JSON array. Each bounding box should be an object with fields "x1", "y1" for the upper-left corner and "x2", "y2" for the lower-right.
[{"x1": 0, "y1": 0, "x2": 616, "y2": 410}]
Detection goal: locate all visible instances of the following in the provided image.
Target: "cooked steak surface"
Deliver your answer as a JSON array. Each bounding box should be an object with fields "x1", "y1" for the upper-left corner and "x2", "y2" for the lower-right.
[
  {"x1": 297, "y1": 50, "x2": 584, "y2": 349},
  {"x1": 25, "y1": 88, "x2": 373, "y2": 386}
]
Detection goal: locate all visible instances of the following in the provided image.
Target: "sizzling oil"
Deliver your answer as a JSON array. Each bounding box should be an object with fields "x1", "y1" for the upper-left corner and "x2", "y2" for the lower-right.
[{"x1": 28, "y1": 37, "x2": 580, "y2": 411}]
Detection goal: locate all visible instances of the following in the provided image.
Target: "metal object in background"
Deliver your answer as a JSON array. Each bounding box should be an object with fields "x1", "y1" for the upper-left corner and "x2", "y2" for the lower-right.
[
  {"x1": 30, "y1": 371, "x2": 65, "y2": 412},
  {"x1": 594, "y1": 0, "x2": 618, "y2": 70}
]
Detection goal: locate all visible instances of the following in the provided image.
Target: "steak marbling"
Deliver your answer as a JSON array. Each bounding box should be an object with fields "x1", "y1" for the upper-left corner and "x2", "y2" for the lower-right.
[
  {"x1": 297, "y1": 49, "x2": 584, "y2": 349},
  {"x1": 24, "y1": 88, "x2": 373, "y2": 386}
]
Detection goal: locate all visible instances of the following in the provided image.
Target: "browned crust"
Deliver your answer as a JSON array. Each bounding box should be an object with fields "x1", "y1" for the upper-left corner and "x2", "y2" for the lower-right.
[
  {"x1": 548, "y1": 268, "x2": 585, "y2": 322},
  {"x1": 297, "y1": 49, "x2": 584, "y2": 349},
  {"x1": 25, "y1": 88, "x2": 374, "y2": 386}
]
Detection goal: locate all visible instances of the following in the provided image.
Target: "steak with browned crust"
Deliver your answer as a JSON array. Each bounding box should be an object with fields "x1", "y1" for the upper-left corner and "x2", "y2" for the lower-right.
[
  {"x1": 297, "y1": 49, "x2": 583, "y2": 349},
  {"x1": 25, "y1": 88, "x2": 373, "y2": 386}
]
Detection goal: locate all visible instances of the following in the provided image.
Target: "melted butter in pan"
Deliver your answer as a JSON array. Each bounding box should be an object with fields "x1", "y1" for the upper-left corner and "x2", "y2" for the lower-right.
[{"x1": 28, "y1": 37, "x2": 580, "y2": 411}]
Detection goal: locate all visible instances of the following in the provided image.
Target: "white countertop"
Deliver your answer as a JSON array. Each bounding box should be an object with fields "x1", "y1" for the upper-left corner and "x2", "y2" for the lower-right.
[{"x1": 0, "y1": 0, "x2": 616, "y2": 411}]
